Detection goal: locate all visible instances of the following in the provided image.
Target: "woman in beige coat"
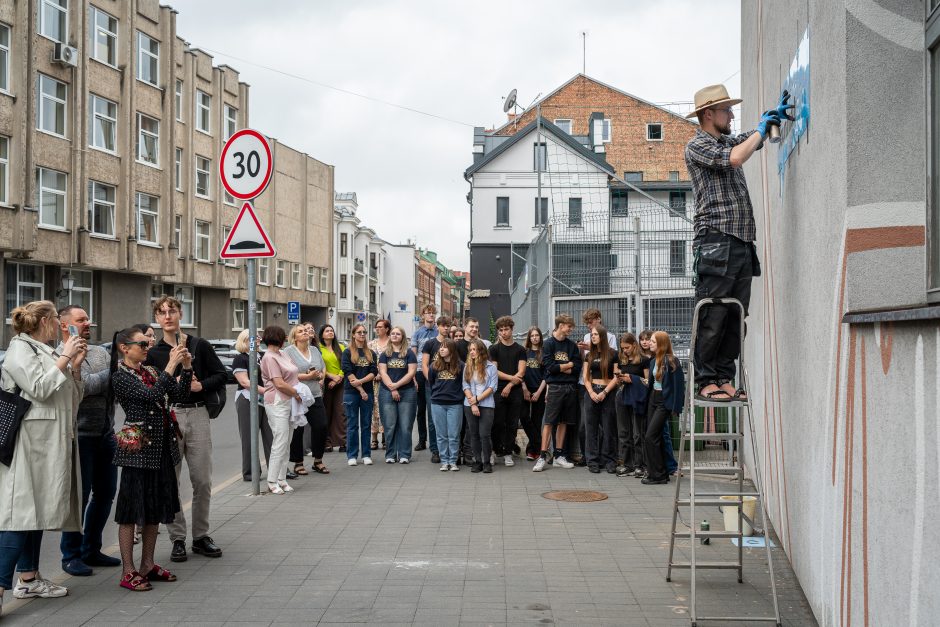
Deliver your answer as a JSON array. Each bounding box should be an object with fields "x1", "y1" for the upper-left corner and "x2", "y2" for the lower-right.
[{"x1": 0, "y1": 301, "x2": 85, "y2": 613}]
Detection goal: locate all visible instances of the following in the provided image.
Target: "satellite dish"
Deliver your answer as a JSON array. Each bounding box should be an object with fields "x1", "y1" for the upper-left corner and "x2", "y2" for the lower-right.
[{"x1": 503, "y1": 89, "x2": 518, "y2": 113}]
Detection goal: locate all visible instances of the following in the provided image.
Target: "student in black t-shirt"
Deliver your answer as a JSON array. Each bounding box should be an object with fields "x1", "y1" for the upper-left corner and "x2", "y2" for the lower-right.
[
  {"x1": 488, "y1": 316, "x2": 527, "y2": 467},
  {"x1": 420, "y1": 316, "x2": 453, "y2": 464},
  {"x1": 428, "y1": 338, "x2": 464, "y2": 471},
  {"x1": 521, "y1": 327, "x2": 546, "y2": 461},
  {"x1": 582, "y1": 324, "x2": 620, "y2": 473},
  {"x1": 615, "y1": 332, "x2": 650, "y2": 477},
  {"x1": 378, "y1": 327, "x2": 418, "y2": 463}
]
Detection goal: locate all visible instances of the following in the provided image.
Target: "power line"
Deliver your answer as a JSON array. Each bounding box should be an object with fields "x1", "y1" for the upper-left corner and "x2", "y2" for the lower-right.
[{"x1": 199, "y1": 46, "x2": 476, "y2": 128}]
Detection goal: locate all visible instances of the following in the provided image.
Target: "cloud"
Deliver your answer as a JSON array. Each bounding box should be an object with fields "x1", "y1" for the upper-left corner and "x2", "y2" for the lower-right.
[{"x1": 169, "y1": 0, "x2": 740, "y2": 270}]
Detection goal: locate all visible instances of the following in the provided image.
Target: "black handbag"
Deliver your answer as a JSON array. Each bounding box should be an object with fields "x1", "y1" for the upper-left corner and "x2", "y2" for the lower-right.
[{"x1": 0, "y1": 340, "x2": 39, "y2": 466}]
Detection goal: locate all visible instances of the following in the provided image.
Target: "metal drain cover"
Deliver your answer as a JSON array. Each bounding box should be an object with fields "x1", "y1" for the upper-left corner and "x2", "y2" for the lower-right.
[{"x1": 542, "y1": 490, "x2": 608, "y2": 502}]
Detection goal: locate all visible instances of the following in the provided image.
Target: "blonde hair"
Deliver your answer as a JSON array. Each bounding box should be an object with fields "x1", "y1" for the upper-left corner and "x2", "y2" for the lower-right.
[
  {"x1": 235, "y1": 329, "x2": 251, "y2": 354},
  {"x1": 287, "y1": 324, "x2": 311, "y2": 346},
  {"x1": 11, "y1": 300, "x2": 57, "y2": 335},
  {"x1": 385, "y1": 326, "x2": 409, "y2": 358},
  {"x1": 463, "y1": 339, "x2": 489, "y2": 383}
]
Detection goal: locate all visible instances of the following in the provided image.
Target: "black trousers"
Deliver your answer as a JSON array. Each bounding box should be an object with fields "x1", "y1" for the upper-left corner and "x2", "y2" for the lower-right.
[
  {"x1": 290, "y1": 397, "x2": 328, "y2": 463},
  {"x1": 236, "y1": 395, "x2": 272, "y2": 480},
  {"x1": 415, "y1": 372, "x2": 428, "y2": 444},
  {"x1": 522, "y1": 396, "x2": 544, "y2": 455},
  {"x1": 465, "y1": 405, "x2": 494, "y2": 463},
  {"x1": 644, "y1": 391, "x2": 672, "y2": 482},
  {"x1": 492, "y1": 390, "x2": 523, "y2": 456},
  {"x1": 583, "y1": 385, "x2": 617, "y2": 469},
  {"x1": 693, "y1": 230, "x2": 756, "y2": 387},
  {"x1": 615, "y1": 391, "x2": 643, "y2": 470}
]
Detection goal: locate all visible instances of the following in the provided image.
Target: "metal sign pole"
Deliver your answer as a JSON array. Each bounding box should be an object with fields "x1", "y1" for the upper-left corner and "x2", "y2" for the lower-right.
[{"x1": 247, "y1": 258, "x2": 260, "y2": 496}]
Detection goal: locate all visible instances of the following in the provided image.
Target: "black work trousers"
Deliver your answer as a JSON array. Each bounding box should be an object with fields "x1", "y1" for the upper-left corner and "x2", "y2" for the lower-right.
[{"x1": 693, "y1": 229, "x2": 757, "y2": 387}]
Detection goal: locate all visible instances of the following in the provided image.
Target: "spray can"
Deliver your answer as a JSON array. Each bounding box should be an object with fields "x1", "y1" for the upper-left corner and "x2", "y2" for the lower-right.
[
  {"x1": 700, "y1": 520, "x2": 710, "y2": 545},
  {"x1": 768, "y1": 123, "x2": 781, "y2": 144}
]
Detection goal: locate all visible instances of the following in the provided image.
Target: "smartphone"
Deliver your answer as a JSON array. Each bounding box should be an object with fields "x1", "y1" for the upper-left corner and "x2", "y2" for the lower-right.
[{"x1": 67, "y1": 324, "x2": 79, "y2": 337}]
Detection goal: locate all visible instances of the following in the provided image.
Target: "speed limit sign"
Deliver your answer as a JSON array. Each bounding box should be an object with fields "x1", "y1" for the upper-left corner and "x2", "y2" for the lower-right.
[{"x1": 219, "y1": 129, "x2": 273, "y2": 200}]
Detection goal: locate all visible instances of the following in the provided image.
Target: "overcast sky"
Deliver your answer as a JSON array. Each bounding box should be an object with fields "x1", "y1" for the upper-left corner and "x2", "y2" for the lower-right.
[{"x1": 169, "y1": 0, "x2": 741, "y2": 271}]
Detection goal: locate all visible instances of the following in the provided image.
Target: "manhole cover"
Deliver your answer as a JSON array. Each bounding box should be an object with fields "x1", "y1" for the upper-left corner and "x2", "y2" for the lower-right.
[{"x1": 542, "y1": 490, "x2": 608, "y2": 502}]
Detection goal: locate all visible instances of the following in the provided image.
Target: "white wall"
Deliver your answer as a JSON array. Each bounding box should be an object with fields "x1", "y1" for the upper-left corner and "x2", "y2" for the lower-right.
[{"x1": 385, "y1": 245, "x2": 419, "y2": 338}]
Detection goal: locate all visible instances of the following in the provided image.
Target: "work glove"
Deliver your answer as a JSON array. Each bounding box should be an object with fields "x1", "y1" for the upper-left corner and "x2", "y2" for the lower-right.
[
  {"x1": 774, "y1": 89, "x2": 796, "y2": 121},
  {"x1": 756, "y1": 110, "x2": 781, "y2": 138}
]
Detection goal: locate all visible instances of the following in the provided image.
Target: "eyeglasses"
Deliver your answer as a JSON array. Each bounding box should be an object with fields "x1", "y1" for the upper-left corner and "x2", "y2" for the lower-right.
[
  {"x1": 354, "y1": 330, "x2": 366, "y2": 335},
  {"x1": 155, "y1": 309, "x2": 179, "y2": 318},
  {"x1": 126, "y1": 341, "x2": 150, "y2": 349},
  {"x1": 711, "y1": 106, "x2": 734, "y2": 114}
]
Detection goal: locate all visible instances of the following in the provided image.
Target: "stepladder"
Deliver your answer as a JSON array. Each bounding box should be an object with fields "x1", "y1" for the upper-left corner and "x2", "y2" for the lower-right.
[{"x1": 666, "y1": 297, "x2": 781, "y2": 627}]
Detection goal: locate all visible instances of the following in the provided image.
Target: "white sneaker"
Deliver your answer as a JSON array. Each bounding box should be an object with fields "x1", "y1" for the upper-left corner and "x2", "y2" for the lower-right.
[
  {"x1": 399, "y1": 458, "x2": 410, "y2": 464},
  {"x1": 347, "y1": 458, "x2": 357, "y2": 466},
  {"x1": 13, "y1": 575, "x2": 68, "y2": 599},
  {"x1": 362, "y1": 457, "x2": 373, "y2": 465},
  {"x1": 553, "y1": 456, "x2": 574, "y2": 469},
  {"x1": 450, "y1": 463, "x2": 460, "y2": 471},
  {"x1": 533, "y1": 458, "x2": 547, "y2": 472},
  {"x1": 385, "y1": 458, "x2": 395, "y2": 464},
  {"x1": 490, "y1": 453, "x2": 496, "y2": 465},
  {"x1": 440, "y1": 463, "x2": 449, "y2": 471},
  {"x1": 504, "y1": 455, "x2": 514, "y2": 467}
]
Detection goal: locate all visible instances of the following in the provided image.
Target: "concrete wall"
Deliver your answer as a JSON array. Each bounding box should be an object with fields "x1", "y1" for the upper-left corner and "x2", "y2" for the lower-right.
[{"x1": 741, "y1": 2, "x2": 937, "y2": 625}]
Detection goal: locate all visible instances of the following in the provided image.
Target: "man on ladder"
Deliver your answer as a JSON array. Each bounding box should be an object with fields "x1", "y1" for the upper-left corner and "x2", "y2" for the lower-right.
[{"x1": 684, "y1": 84, "x2": 792, "y2": 402}]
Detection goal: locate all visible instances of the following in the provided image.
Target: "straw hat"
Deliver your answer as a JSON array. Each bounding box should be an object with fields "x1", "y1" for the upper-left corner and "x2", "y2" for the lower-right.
[{"x1": 685, "y1": 84, "x2": 743, "y2": 119}]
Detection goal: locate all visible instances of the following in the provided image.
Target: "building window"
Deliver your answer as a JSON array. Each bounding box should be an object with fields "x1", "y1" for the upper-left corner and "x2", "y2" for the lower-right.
[
  {"x1": 90, "y1": 6, "x2": 117, "y2": 66},
  {"x1": 669, "y1": 170, "x2": 680, "y2": 182},
  {"x1": 275, "y1": 260, "x2": 287, "y2": 287},
  {"x1": 624, "y1": 171, "x2": 643, "y2": 183},
  {"x1": 369, "y1": 285, "x2": 376, "y2": 311},
  {"x1": 195, "y1": 155, "x2": 211, "y2": 198},
  {"x1": 670, "y1": 240, "x2": 686, "y2": 276},
  {"x1": 64, "y1": 269, "x2": 93, "y2": 319},
  {"x1": 89, "y1": 95, "x2": 116, "y2": 152},
  {"x1": 224, "y1": 104, "x2": 237, "y2": 140},
  {"x1": 340, "y1": 274, "x2": 347, "y2": 299},
  {"x1": 38, "y1": 74, "x2": 66, "y2": 136},
  {"x1": 291, "y1": 263, "x2": 301, "y2": 289},
  {"x1": 669, "y1": 191, "x2": 687, "y2": 214},
  {"x1": 37, "y1": 167, "x2": 66, "y2": 228},
  {"x1": 258, "y1": 258, "x2": 270, "y2": 285},
  {"x1": 221, "y1": 226, "x2": 236, "y2": 266},
  {"x1": 195, "y1": 90, "x2": 211, "y2": 133},
  {"x1": 340, "y1": 233, "x2": 348, "y2": 257},
  {"x1": 0, "y1": 24, "x2": 8, "y2": 93},
  {"x1": 232, "y1": 299, "x2": 245, "y2": 330},
  {"x1": 496, "y1": 197, "x2": 509, "y2": 226},
  {"x1": 554, "y1": 119, "x2": 572, "y2": 134},
  {"x1": 611, "y1": 189, "x2": 628, "y2": 217},
  {"x1": 194, "y1": 220, "x2": 211, "y2": 261},
  {"x1": 602, "y1": 118, "x2": 612, "y2": 142},
  {"x1": 136, "y1": 192, "x2": 158, "y2": 244},
  {"x1": 177, "y1": 286, "x2": 194, "y2": 326},
  {"x1": 136, "y1": 32, "x2": 159, "y2": 86},
  {"x1": 174, "y1": 147, "x2": 182, "y2": 190},
  {"x1": 224, "y1": 191, "x2": 235, "y2": 206},
  {"x1": 534, "y1": 197, "x2": 548, "y2": 226},
  {"x1": 136, "y1": 113, "x2": 159, "y2": 166},
  {"x1": 0, "y1": 136, "x2": 8, "y2": 205},
  {"x1": 87, "y1": 181, "x2": 115, "y2": 237},
  {"x1": 173, "y1": 214, "x2": 181, "y2": 253},
  {"x1": 39, "y1": 0, "x2": 67, "y2": 43},
  {"x1": 646, "y1": 123, "x2": 663, "y2": 141},
  {"x1": 174, "y1": 79, "x2": 183, "y2": 121},
  {"x1": 568, "y1": 197, "x2": 582, "y2": 227},
  {"x1": 533, "y1": 142, "x2": 547, "y2": 172},
  {"x1": 369, "y1": 252, "x2": 377, "y2": 270},
  {"x1": 5, "y1": 264, "x2": 44, "y2": 317},
  {"x1": 306, "y1": 266, "x2": 317, "y2": 291},
  {"x1": 320, "y1": 267, "x2": 328, "y2": 292}
]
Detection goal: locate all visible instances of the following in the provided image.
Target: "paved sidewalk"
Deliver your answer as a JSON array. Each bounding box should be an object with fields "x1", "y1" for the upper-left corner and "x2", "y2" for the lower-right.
[{"x1": 1, "y1": 452, "x2": 816, "y2": 626}]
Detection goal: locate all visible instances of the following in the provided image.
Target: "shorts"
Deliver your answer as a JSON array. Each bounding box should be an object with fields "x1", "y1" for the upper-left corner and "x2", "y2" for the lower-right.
[{"x1": 543, "y1": 383, "x2": 578, "y2": 426}]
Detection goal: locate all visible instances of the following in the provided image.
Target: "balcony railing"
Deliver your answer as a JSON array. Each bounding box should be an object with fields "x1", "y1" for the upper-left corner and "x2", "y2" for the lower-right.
[
  {"x1": 354, "y1": 297, "x2": 364, "y2": 311},
  {"x1": 369, "y1": 265, "x2": 377, "y2": 280},
  {"x1": 354, "y1": 258, "x2": 365, "y2": 274},
  {"x1": 369, "y1": 301, "x2": 378, "y2": 314}
]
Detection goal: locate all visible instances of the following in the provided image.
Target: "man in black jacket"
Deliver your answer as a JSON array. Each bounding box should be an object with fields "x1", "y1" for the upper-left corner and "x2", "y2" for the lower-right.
[
  {"x1": 533, "y1": 314, "x2": 582, "y2": 472},
  {"x1": 146, "y1": 295, "x2": 227, "y2": 563}
]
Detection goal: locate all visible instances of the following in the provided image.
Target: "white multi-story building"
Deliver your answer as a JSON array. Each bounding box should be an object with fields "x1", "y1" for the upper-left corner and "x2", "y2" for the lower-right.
[
  {"x1": 331, "y1": 192, "x2": 387, "y2": 342},
  {"x1": 384, "y1": 242, "x2": 419, "y2": 338}
]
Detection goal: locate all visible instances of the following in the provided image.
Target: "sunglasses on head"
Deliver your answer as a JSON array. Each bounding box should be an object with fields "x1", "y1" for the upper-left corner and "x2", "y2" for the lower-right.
[{"x1": 126, "y1": 341, "x2": 150, "y2": 349}]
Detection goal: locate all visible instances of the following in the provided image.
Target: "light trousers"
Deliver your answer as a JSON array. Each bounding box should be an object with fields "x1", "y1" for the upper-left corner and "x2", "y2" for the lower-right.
[
  {"x1": 168, "y1": 406, "x2": 213, "y2": 543},
  {"x1": 266, "y1": 399, "x2": 293, "y2": 484}
]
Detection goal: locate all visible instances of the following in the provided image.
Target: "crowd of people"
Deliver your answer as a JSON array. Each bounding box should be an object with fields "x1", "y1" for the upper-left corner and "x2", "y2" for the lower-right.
[{"x1": 0, "y1": 298, "x2": 685, "y2": 612}]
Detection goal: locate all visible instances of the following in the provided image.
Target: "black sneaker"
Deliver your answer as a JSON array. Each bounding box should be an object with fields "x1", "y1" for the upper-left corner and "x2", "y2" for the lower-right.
[
  {"x1": 414, "y1": 441, "x2": 427, "y2": 451},
  {"x1": 588, "y1": 464, "x2": 601, "y2": 474},
  {"x1": 482, "y1": 463, "x2": 493, "y2": 473},
  {"x1": 431, "y1": 453, "x2": 441, "y2": 464},
  {"x1": 641, "y1": 477, "x2": 668, "y2": 485},
  {"x1": 191, "y1": 536, "x2": 222, "y2": 558},
  {"x1": 471, "y1": 462, "x2": 484, "y2": 473},
  {"x1": 573, "y1": 457, "x2": 587, "y2": 467},
  {"x1": 286, "y1": 470, "x2": 299, "y2": 480},
  {"x1": 606, "y1": 464, "x2": 618, "y2": 474},
  {"x1": 170, "y1": 540, "x2": 188, "y2": 562}
]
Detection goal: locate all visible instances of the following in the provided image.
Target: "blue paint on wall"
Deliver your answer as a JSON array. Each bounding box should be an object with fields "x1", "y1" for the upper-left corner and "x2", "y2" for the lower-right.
[{"x1": 778, "y1": 28, "x2": 810, "y2": 179}]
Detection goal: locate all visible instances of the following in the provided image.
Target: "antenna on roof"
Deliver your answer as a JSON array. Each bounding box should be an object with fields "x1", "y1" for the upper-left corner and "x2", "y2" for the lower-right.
[{"x1": 502, "y1": 89, "x2": 518, "y2": 113}]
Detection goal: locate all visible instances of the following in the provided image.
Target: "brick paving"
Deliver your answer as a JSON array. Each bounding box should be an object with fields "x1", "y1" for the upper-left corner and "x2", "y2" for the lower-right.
[{"x1": 1, "y1": 450, "x2": 817, "y2": 626}]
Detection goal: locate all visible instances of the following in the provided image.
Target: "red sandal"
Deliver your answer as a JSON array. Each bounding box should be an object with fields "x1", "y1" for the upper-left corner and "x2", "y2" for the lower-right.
[
  {"x1": 119, "y1": 571, "x2": 153, "y2": 591},
  {"x1": 145, "y1": 564, "x2": 177, "y2": 582}
]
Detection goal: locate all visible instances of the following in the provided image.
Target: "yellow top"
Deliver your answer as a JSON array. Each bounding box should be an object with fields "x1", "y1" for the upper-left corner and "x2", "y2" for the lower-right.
[{"x1": 319, "y1": 343, "x2": 345, "y2": 376}]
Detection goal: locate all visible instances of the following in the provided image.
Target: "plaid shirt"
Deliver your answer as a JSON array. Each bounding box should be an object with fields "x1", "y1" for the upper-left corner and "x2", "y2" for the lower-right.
[{"x1": 685, "y1": 129, "x2": 758, "y2": 242}]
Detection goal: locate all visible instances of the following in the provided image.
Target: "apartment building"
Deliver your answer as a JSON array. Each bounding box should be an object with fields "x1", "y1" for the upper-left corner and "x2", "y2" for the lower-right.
[{"x1": 0, "y1": 0, "x2": 333, "y2": 343}]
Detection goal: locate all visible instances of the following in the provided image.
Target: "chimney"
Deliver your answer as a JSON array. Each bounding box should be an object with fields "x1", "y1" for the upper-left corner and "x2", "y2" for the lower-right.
[{"x1": 588, "y1": 112, "x2": 606, "y2": 154}]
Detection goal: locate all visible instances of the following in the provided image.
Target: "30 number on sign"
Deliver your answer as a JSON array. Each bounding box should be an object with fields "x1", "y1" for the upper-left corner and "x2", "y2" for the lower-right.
[{"x1": 220, "y1": 129, "x2": 273, "y2": 200}]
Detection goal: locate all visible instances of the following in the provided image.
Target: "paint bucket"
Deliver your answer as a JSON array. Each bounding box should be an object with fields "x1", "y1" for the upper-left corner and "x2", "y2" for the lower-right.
[{"x1": 720, "y1": 496, "x2": 757, "y2": 536}]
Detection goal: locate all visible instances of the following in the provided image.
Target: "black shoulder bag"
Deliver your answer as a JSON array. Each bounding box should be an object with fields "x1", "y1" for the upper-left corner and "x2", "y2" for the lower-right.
[
  {"x1": 0, "y1": 340, "x2": 40, "y2": 466},
  {"x1": 193, "y1": 336, "x2": 227, "y2": 419}
]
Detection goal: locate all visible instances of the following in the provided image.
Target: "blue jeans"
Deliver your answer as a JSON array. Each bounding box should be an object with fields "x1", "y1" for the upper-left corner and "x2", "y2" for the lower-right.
[
  {"x1": 379, "y1": 385, "x2": 416, "y2": 461},
  {"x1": 60, "y1": 429, "x2": 118, "y2": 562},
  {"x1": 424, "y1": 385, "x2": 439, "y2": 454},
  {"x1": 0, "y1": 530, "x2": 43, "y2": 589},
  {"x1": 344, "y1": 390, "x2": 374, "y2": 460},
  {"x1": 431, "y1": 403, "x2": 462, "y2": 465}
]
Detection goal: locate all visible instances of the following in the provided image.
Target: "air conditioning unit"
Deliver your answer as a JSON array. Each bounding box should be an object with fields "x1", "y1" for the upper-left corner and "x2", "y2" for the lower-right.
[{"x1": 52, "y1": 44, "x2": 79, "y2": 67}]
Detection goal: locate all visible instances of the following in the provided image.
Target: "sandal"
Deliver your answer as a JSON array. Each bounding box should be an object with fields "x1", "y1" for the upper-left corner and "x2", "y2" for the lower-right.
[
  {"x1": 268, "y1": 482, "x2": 284, "y2": 495},
  {"x1": 733, "y1": 388, "x2": 748, "y2": 401},
  {"x1": 312, "y1": 460, "x2": 330, "y2": 474},
  {"x1": 695, "y1": 384, "x2": 732, "y2": 402},
  {"x1": 371, "y1": 439, "x2": 379, "y2": 450},
  {"x1": 294, "y1": 463, "x2": 309, "y2": 476},
  {"x1": 145, "y1": 565, "x2": 177, "y2": 582},
  {"x1": 119, "y1": 571, "x2": 152, "y2": 591}
]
